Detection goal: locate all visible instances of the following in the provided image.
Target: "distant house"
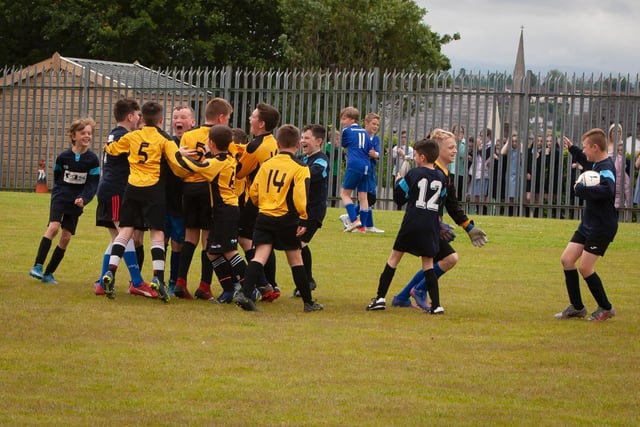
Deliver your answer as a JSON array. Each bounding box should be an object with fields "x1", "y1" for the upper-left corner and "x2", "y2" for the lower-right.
[{"x1": 0, "y1": 52, "x2": 202, "y2": 191}]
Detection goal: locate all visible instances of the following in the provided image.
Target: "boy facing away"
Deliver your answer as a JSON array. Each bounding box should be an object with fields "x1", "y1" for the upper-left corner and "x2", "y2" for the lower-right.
[
  {"x1": 102, "y1": 101, "x2": 191, "y2": 302},
  {"x1": 366, "y1": 138, "x2": 446, "y2": 314},
  {"x1": 557, "y1": 129, "x2": 618, "y2": 322},
  {"x1": 94, "y1": 99, "x2": 149, "y2": 297},
  {"x1": 29, "y1": 118, "x2": 100, "y2": 284},
  {"x1": 339, "y1": 106, "x2": 372, "y2": 232},
  {"x1": 174, "y1": 98, "x2": 233, "y2": 300},
  {"x1": 235, "y1": 124, "x2": 323, "y2": 313},
  {"x1": 175, "y1": 125, "x2": 248, "y2": 304}
]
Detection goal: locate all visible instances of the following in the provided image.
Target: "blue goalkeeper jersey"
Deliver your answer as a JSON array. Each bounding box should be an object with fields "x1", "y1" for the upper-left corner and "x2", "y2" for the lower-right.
[{"x1": 341, "y1": 124, "x2": 371, "y2": 174}]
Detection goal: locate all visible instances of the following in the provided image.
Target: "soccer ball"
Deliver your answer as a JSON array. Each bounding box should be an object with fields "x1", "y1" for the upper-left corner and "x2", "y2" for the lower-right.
[{"x1": 575, "y1": 170, "x2": 601, "y2": 187}]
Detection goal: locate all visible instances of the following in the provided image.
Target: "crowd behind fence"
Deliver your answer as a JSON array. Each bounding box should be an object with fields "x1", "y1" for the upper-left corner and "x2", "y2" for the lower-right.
[{"x1": 1, "y1": 63, "x2": 640, "y2": 221}]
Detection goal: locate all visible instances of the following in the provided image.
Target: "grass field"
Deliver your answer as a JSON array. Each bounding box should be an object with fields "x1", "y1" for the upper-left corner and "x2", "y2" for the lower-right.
[{"x1": 1, "y1": 191, "x2": 639, "y2": 426}]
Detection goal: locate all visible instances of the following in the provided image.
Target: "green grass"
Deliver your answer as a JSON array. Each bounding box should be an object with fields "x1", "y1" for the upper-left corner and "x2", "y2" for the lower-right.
[{"x1": 1, "y1": 191, "x2": 639, "y2": 426}]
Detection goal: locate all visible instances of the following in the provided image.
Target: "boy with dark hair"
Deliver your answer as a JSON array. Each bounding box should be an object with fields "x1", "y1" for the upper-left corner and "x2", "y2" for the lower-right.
[
  {"x1": 339, "y1": 106, "x2": 372, "y2": 232},
  {"x1": 175, "y1": 98, "x2": 233, "y2": 300},
  {"x1": 392, "y1": 129, "x2": 488, "y2": 312},
  {"x1": 294, "y1": 124, "x2": 329, "y2": 296},
  {"x1": 175, "y1": 125, "x2": 248, "y2": 304},
  {"x1": 235, "y1": 124, "x2": 323, "y2": 312},
  {"x1": 236, "y1": 102, "x2": 281, "y2": 301},
  {"x1": 557, "y1": 129, "x2": 618, "y2": 321},
  {"x1": 366, "y1": 138, "x2": 446, "y2": 313},
  {"x1": 94, "y1": 99, "x2": 152, "y2": 297},
  {"x1": 102, "y1": 101, "x2": 190, "y2": 302},
  {"x1": 29, "y1": 118, "x2": 100, "y2": 284}
]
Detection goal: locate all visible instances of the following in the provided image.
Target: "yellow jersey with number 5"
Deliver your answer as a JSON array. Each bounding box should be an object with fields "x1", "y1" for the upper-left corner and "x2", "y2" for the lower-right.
[{"x1": 104, "y1": 125, "x2": 179, "y2": 187}]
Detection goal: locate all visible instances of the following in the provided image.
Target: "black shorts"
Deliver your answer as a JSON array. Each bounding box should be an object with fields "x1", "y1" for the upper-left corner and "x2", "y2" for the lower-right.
[
  {"x1": 207, "y1": 205, "x2": 240, "y2": 254},
  {"x1": 182, "y1": 181, "x2": 211, "y2": 229},
  {"x1": 252, "y1": 213, "x2": 301, "y2": 251},
  {"x1": 96, "y1": 194, "x2": 121, "y2": 228},
  {"x1": 434, "y1": 239, "x2": 456, "y2": 263},
  {"x1": 49, "y1": 206, "x2": 80, "y2": 235},
  {"x1": 570, "y1": 230, "x2": 611, "y2": 257},
  {"x1": 238, "y1": 199, "x2": 259, "y2": 240},
  {"x1": 299, "y1": 219, "x2": 321, "y2": 244},
  {"x1": 393, "y1": 220, "x2": 440, "y2": 258},
  {"x1": 119, "y1": 183, "x2": 165, "y2": 230}
]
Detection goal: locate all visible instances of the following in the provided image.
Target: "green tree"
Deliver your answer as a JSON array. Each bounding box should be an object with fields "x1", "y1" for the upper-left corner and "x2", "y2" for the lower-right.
[
  {"x1": 0, "y1": 0, "x2": 455, "y2": 71},
  {"x1": 278, "y1": 0, "x2": 459, "y2": 71}
]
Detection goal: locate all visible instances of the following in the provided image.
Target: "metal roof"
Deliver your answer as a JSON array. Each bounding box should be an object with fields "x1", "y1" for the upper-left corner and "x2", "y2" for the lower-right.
[{"x1": 63, "y1": 57, "x2": 194, "y2": 89}]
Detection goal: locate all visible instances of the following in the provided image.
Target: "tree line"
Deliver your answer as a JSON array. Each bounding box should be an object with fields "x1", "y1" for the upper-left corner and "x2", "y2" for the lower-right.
[{"x1": 0, "y1": 0, "x2": 459, "y2": 71}]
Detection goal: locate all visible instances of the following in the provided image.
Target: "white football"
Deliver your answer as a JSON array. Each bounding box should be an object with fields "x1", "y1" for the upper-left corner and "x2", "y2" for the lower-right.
[{"x1": 576, "y1": 170, "x2": 601, "y2": 187}]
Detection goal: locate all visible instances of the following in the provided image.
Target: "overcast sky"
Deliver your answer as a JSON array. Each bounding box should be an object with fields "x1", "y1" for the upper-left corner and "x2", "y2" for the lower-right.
[{"x1": 416, "y1": 0, "x2": 640, "y2": 76}]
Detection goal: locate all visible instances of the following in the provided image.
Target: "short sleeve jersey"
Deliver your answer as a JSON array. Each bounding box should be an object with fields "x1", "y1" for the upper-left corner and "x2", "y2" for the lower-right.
[
  {"x1": 341, "y1": 124, "x2": 371, "y2": 174},
  {"x1": 302, "y1": 150, "x2": 329, "y2": 223},
  {"x1": 104, "y1": 125, "x2": 178, "y2": 188},
  {"x1": 180, "y1": 125, "x2": 213, "y2": 183}
]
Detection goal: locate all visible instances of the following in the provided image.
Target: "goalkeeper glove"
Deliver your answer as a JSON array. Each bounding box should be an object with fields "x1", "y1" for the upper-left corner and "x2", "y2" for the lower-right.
[{"x1": 464, "y1": 222, "x2": 487, "y2": 247}]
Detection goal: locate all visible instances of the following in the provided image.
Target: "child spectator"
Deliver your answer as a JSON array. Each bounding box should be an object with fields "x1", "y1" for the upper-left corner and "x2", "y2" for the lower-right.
[
  {"x1": 557, "y1": 129, "x2": 617, "y2": 321},
  {"x1": 235, "y1": 124, "x2": 323, "y2": 312},
  {"x1": 29, "y1": 118, "x2": 100, "y2": 284}
]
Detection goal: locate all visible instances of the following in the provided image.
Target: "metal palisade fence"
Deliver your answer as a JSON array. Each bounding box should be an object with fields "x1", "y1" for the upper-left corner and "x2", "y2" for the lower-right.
[{"x1": 1, "y1": 61, "x2": 639, "y2": 221}]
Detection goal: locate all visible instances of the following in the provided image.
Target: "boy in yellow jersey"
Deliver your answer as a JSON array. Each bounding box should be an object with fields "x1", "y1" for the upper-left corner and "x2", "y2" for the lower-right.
[
  {"x1": 175, "y1": 98, "x2": 233, "y2": 300},
  {"x1": 175, "y1": 125, "x2": 248, "y2": 303},
  {"x1": 235, "y1": 124, "x2": 323, "y2": 313},
  {"x1": 102, "y1": 101, "x2": 192, "y2": 302},
  {"x1": 236, "y1": 102, "x2": 281, "y2": 301}
]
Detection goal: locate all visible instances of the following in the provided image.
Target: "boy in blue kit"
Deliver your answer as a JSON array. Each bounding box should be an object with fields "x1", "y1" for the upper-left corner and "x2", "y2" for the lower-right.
[
  {"x1": 29, "y1": 118, "x2": 100, "y2": 284},
  {"x1": 366, "y1": 138, "x2": 446, "y2": 313},
  {"x1": 339, "y1": 107, "x2": 372, "y2": 232},
  {"x1": 556, "y1": 129, "x2": 618, "y2": 322},
  {"x1": 235, "y1": 124, "x2": 323, "y2": 312},
  {"x1": 294, "y1": 124, "x2": 329, "y2": 296}
]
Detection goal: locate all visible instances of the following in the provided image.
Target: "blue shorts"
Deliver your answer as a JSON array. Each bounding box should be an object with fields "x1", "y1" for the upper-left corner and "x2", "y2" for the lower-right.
[
  {"x1": 164, "y1": 214, "x2": 185, "y2": 243},
  {"x1": 342, "y1": 169, "x2": 369, "y2": 192}
]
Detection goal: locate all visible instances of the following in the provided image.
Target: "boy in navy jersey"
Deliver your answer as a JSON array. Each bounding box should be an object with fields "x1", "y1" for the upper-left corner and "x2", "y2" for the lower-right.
[
  {"x1": 366, "y1": 138, "x2": 446, "y2": 313},
  {"x1": 557, "y1": 129, "x2": 618, "y2": 322},
  {"x1": 29, "y1": 118, "x2": 100, "y2": 284},
  {"x1": 294, "y1": 124, "x2": 329, "y2": 296},
  {"x1": 339, "y1": 107, "x2": 372, "y2": 232}
]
